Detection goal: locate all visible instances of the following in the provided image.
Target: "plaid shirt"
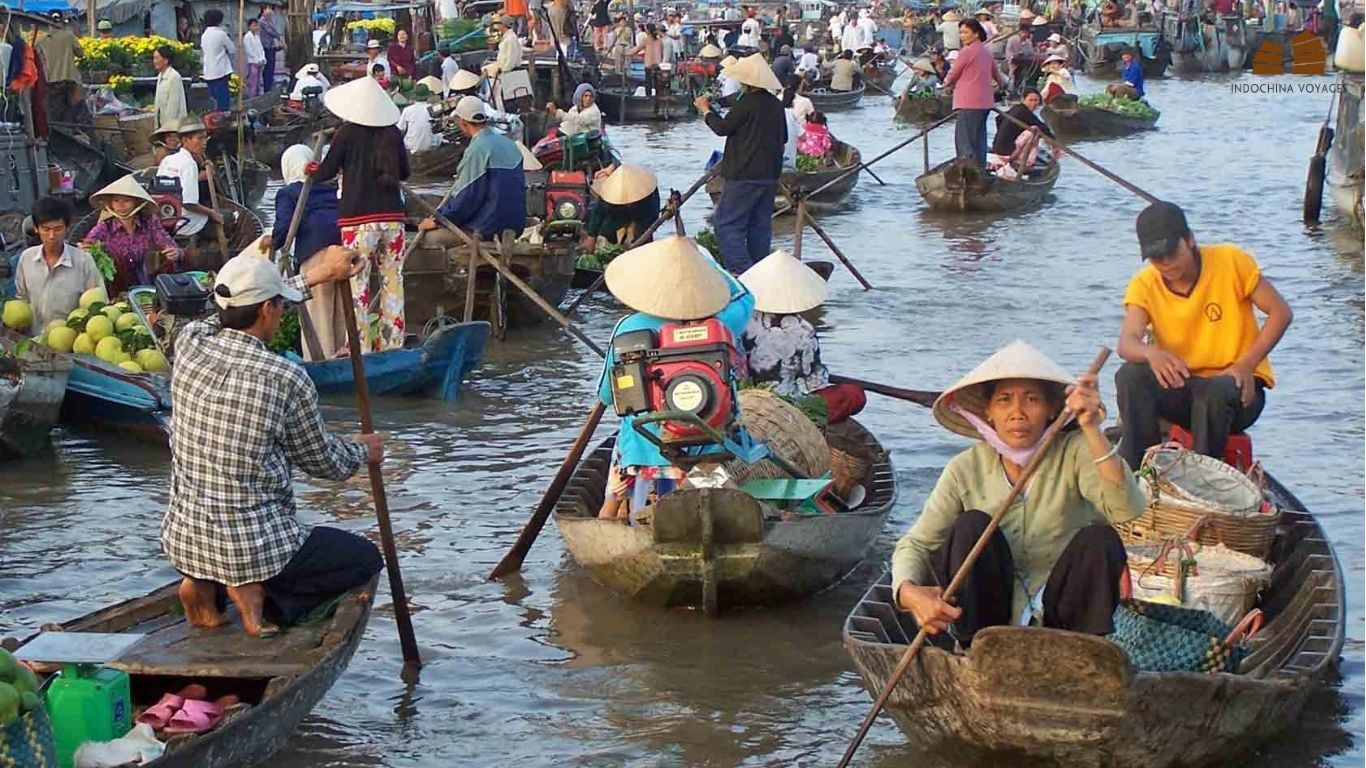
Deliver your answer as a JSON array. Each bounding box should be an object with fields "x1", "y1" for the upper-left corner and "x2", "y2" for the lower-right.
[{"x1": 161, "y1": 276, "x2": 367, "y2": 585}]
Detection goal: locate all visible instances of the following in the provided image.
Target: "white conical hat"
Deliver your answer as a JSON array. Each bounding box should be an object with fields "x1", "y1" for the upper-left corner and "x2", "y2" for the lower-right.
[
  {"x1": 739, "y1": 249, "x2": 827, "y2": 314},
  {"x1": 89, "y1": 174, "x2": 154, "y2": 211},
  {"x1": 723, "y1": 52, "x2": 783, "y2": 92},
  {"x1": 449, "y1": 68, "x2": 482, "y2": 91},
  {"x1": 911, "y1": 57, "x2": 935, "y2": 74},
  {"x1": 416, "y1": 75, "x2": 446, "y2": 94},
  {"x1": 516, "y1": 141, "x2": 542, "y2": 170},
  {"x1": 720, "y1": 55, "x2": 738, "y2": 68},
  {"x1": 324, "y1": 76, "x2": 400, "y2": 127},
  {"x1": 699, "y1": 43, "x2": 723, "y2": 57},
  {"x1": 604, "y1": 236, "x2": 731, "y2": 320},
  {"x1": 932, "y1": 340, "x2": 1075, "y2": 439},
  {"x1": 591, "y1": 165, "x2": 657, "y2": 205}
]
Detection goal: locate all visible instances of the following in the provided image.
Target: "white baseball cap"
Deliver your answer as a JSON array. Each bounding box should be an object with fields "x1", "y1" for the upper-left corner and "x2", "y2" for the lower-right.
[
  {"x1": 214, "y1": 253, "x2": 304, "y2": 308},
  {"x1": 454, "y1": 95, "x2": 490, "y2": 122},
  {"x1": 301, "y1": 62, "x2": 321, "y2": 75}
]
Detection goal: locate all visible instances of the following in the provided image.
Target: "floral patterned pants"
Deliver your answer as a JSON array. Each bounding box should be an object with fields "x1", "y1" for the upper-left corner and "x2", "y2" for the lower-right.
[{"x1": 341, "y1": 221, "x2": 407, "y2": 352}]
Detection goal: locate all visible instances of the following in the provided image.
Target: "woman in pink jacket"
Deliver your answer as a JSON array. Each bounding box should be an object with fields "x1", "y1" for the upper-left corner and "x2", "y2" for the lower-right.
[{"x1": 942, "y1": 18, "x2": 1007, "y2": 168}]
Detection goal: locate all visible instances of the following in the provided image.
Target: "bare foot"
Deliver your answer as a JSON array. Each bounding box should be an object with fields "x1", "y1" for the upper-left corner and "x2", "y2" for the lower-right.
[
  {"x1": 225, "y1": 583, "x2": 280, "y2": 637},
  {"x1": 179, "y1": 578, "x2": 226, "y2": 628}
]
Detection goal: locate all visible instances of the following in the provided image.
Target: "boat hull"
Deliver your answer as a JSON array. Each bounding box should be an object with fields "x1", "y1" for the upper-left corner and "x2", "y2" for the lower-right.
[
  {"x1": 916, "y1": 158, "x2": 1060, "y2": 213},
  {"x1": 301, "y1": 320, "x2": 489, "y2": 400},
  {"x1": 1327, "y1": 74, "x2": 1364, "y2": 230},
  {"x1": 403, "y1": 238, "x2": 576, "y2": 331},
  {"x1": 410, "y1": 140, "x2": 468, "y2": 183},
  {"x1": 60, "y1": 357, "x2": 171, "y2": 441},
  {"x1": 807, "y1": 85, "x2": 865, "y2": 112},
  {"x1": 1042, "y1": 103, "x2": 1159, "y2": 139},
  {"x1": 707, "y1": 140, "x2": 862, "y2": 211},
  {"x1": 894, "y1": 93, "x2": 954, "y2": 124},
  {"x1": 597, "y1": 90, "x2": 697, "y2": 122},
  {"x1": 0, "y1": 334, "x2": 72, "y2": 458}
]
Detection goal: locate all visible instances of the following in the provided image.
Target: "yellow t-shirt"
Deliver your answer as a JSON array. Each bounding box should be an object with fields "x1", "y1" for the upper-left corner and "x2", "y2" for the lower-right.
[{"x1": 1123, "y1": 243, "x2": 1275, "y2": 388}]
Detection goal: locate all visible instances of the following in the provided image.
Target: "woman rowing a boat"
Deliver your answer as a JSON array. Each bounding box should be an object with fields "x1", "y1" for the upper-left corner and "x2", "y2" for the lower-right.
[
  {"x1": 891, "y1": 340, "x2": 1145, "y2": 648},
  {"x1": 83, "y1": 175, "x2": 182, "y2": 295}
]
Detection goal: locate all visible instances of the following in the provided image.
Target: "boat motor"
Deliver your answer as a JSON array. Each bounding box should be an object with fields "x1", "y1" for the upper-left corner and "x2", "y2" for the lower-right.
[
  {"x1": 542, "y1": 170, "x2": 587, "y2": 243},
  {"x1": 145, "y1": 176, "x2": 185, "y2": 234}
]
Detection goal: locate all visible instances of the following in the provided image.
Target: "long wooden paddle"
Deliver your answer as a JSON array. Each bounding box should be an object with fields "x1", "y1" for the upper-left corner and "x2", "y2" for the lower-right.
[
  {"x1": 277, "y1": 133, "x2": 329, "y2": 361},
  {"x1": 836, "y1": 347, "x2": 1111, "y2": 768},
  {"x1": 488, "y1": 401, "x2": 607, "y2": 580},
  {"x1": 829, "y1": 374, "x2": 938, "y2": 408},
  {"x1": 991, "y1": 107, "x2": 1158, "y2": 204},
  {"x1": 203, "y1": 162, "x2": 233, "y2": 261},
  {"x1": 337, "y1": 278, "x2": 423, "y2": 684}
]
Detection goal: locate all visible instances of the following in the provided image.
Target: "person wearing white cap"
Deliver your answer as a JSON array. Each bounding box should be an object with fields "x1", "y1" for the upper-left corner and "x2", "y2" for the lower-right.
[
  {"x1": 83, "y1": 175, "x2": 182, "y2": 294},
  {"x1": 417, "y1": 96, "x2": 527, "y2": 241},
  {"x1": 1044, "y1": 32, "x2": 1069, "y2": 62},
  {"x1": 311, "y1": 75, "x2": 410, "y2": 352},
  {"x1": 1039, "y1": 51, "x2": 1075, "y2": 104},
  {"x1": 594, "y1": 235, "x2": 755, "y2": 521},
  {"x1": 738, "y1": 249, "x2": 866, "y2": 424},
  {"x1": 695, "y1": 53, "x2": 786, "y2": 273},
  {"x1": 890, "y1": 340, "x2": 1144, "y2": 648},
  {"x1": 161, "y1": 244, "x2": 386, "y2": 639},
  {"x1": 289, "y1": 62, "x2": 331, "y2": 102}
]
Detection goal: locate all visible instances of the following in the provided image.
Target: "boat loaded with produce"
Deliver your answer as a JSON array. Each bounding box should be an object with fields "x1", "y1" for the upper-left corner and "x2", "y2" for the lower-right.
[{"x1": 1043, "y1": 93, "x2": 1162, "y2": 140}]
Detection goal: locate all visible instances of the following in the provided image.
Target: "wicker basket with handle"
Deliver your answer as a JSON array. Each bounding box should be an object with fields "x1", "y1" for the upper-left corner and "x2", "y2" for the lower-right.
[
  {"x1": 722, "y1": 388, "x2": 830, "y2": 483},
  {"x1": 1125, "y1": 518, "x2": 1273, "y2": 626}
]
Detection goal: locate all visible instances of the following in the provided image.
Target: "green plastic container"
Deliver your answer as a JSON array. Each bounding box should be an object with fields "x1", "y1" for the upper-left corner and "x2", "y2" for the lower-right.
[{"x1": 43, "y1": 663, "x2": 132, "y2": 768}]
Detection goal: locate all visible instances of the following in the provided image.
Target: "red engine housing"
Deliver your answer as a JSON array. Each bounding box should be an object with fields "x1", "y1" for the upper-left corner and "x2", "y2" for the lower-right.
[
  {"x1": 676, "y1": 59, "x2": 719, "y2": 78},
  {"x1": 648, "y1": 319, "x2": 740, "y2": 443}
]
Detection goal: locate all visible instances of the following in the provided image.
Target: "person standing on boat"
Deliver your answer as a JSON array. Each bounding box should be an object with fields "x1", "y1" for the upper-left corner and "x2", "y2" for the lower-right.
[
  {"x1": 1114, "y1": 201, "x2": 1293, "y2": 470},
  {"x1": 151, "y1": 45, "x2": 187, "y2": 131},
  {"x1": 36, "y1": 14, "x2": 81, "y2": 122},
  {"x1": 156, "y1": 118, "x2": 219, "y2": 241},
  {"x1": 595, "y1": 236, "x2": 755, "y2": 522},
  {"x1": 309, "y1": 76, "x2": 411, "y2": 353},
  {"x1": 937, "y1": 10, "x2": 963, "y2": 50},
  {"x1": 631, "y1": 24, "x2": 667, "y2": 98},
  {"x1": 664, "y1": 11, "x2": 685, "y2": 62},
  {"x1": 268, "y1": 144, "x2": 345, "y2": 361},
  {"x1": 891, "y1": 340, "x2": 1145, "y2": 647},
  {"x1": 15, "y1": 197, "x2": 102, "y2": 331},
  {"x1": 439, "y1": 44, "x2": 461, "y2": 94},
  {"x1": 163, "y1": 247, "x2": 384, "y2": 638},
  {"x1": 418, "y1": 96, "x2": 527, "y2": 240},
  {"x1": 771, "y1": 44, "x2": 797, "y2": 85},
  {"x1": 483, "y1": 16, "x2": 525, "y2": 110},
  {"x1": 942, "y1": 17, "x2": 1008, "y2": 168},
  {"x1": 590, "y1": 0, "x2": 612, "y2": 51},
  {"x1": 200, "y1": 10, "x2": 235, "y2": 112},
  {"x1": 695, "y1": 54, "x2": 786, "y2": 274},
  {"x1": 243, "y1": 18, "x2": 267, "y2": 98},
  {"x1": 1004, "y1": 25, "x2": 1036, "y2": 93},
  {"x1": 258, "y1": 4, "x2": 283, "y2": 95},
  {"x1": 82, "y1": 175, "x2": 182, "y2": 295}
]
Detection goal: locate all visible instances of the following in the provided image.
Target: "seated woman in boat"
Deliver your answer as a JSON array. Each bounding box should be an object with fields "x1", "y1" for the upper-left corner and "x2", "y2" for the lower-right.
[
  {"x1": 1039, "y1": 53, "x2": 1076, "y2": 105},
  {"x1": 266, "y1": 144, "x2": 345, "y2": 361},
  {"x1": 796, "y1": 111, "x2": 834, "y2": 163},
  {"x1": 891, "y1": 340, "x2": 1145, "y2": 648},
  {"x1": 987, "y1": 89, "x2": 1056, "y2": 179},
  {"x1": 595, "y1": 235, "x2": 754, "y2": 521},
  {"x1": 83, "y1": 175, "x2": 182, "y2": 295},
  {"x1": 582, "y1": 164, "x2": 660, "y2": 251},
  {"x1": 547, "y1": 83, "x2": 604, "y2": 137},
  {"x1": 447, "y1": 68, "x2": 483, "y2": 100},
  {"x1": 903, "y1": 58, "x2": 942, "y2": 95},
  {"x1": 1099, "y1": 0, "x2": 1123, "y2": 26},
  {"x1": 738, "y1": 249, "x2": 865, "y2": 426}
]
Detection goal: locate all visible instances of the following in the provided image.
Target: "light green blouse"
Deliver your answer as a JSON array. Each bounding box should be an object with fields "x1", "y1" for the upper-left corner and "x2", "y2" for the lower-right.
[{"x1": 891, "y1": 430, "x2": 1146, "y2": 624}]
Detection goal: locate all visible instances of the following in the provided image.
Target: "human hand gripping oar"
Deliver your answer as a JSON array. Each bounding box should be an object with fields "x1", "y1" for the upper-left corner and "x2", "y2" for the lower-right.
[
  {"x1": 337, "y1": 276, "x2": 423, "y2": 684},
  {"x1": 991, "y1": 107, "x2": 1158, "y2": 204},
  {"x1": 836, "y1": 347, "x2": 1112, "y2": 768}
]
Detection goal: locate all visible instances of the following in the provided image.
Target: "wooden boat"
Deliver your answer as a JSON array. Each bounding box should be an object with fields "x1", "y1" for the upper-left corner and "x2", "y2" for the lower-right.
[
  {"x1": 597, "y1": 88, "x2": 697, "y2": 123},
  {"x1": 70, "y1": 191, "x2": 264, "y2": 274},
  {"x1": 843, "y1": 470, "x2": 1344, "y2": 767},
  {"x1": 16, "y1": 576, "x2": 377, "y2": 768},
  {"x1": 60, "y1": 354, "x2": 171, "y2": 440},
  {"x1": 299, "y1": 319, "x2": 489, "y2": 400},
  {"x1": 1327, "y1": 73, "x2": 1364, "y2": 230},
  {"x1": 553, "y1": 419, "x2": 896, "y2": 615},
  {"x1": 894, "y1": 92, "x2": 954, "y2": 124},
  {"x1": 915, "y1": 157, "x2": 1060, "y2": 213},
  {"x1": 0, "y1": 331, "x2": 72, "y2": 458},
  {"x1": 706, "y1": 140, "x2": 862, "y2": 211},
  {"x1": 806, "y1": 83, "x2": 866, "y2": 112},
  {"x1": 1042, "y1": 102, "x2": 1160, "y2": 140},
  {"x1": 409, "y1": 137, "x2": 468, "y2": 183}
]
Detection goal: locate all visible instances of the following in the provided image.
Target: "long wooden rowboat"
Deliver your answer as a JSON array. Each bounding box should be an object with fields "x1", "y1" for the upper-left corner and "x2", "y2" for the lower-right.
[
  {"x1": 60, "y1": 355, "x2": 171, "y2": 441},
  {"x1": 0, "y1": 331, "x2": 72, "y2": 459},
  {"x1": 806, "y1": 84, "x2": 866, "y2": 112},
  {"x1": 597, "y1": 88, "x2": 697, "y2": 123},
  {"x1": 707, "y1": 140, "x2": 863, "y2": 211},
  {"x1": 842, "y1": 471, "x2": 1345, "y2": 767},
  {"x1": 409, "y1": 138, "x2": 468, "y2": 183},
  {"x1": 894, "y1": 92, "x2": 954, "y2": 124},
  {"x1": 553, "y1": 419, "x2": 895, "y2": 615},
  {"x1": 17, "y1": 576, "x2": 377, "y2": 768},
  {"x1": 300, "y1": 319, "x2": 490, "y2": 400},
  {"x1": 915, "y1": 157, "x2": 1060, "y2": 213},
  {"x1": 1041, "y1": 103, "x2": 1160, "y2": 140},
  {"x1": 403, "y1": 237, "x2": 576, "y2": 332}
]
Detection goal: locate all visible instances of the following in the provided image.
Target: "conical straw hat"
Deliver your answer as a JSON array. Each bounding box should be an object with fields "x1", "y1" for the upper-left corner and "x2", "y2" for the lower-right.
[
  {"x1": 449, "y1": 68, "x2": 482, "y2": 91},
  {"x1": 911, "y1": 57, "x2": 935, "y2": 74},
  {"x1": 604, "y1": 236, "x2": 731, "y2": 320},
  {"x1": 932, "y1": 340, "x2": 1075, "y2": 439},
  {"x1": 699, "y1": 43, "x2": 723, "y2": 57},
  {"x1": 724, "y1": 52, "x2": 783, "y2": 92},
  {"x1": 591, "y1": 165, "x2": 657, "y2": 205},
  {"x1": 740, "y1": 249, "x2": 827, "y2": 314},
  {"x1": 417, "y1": 75, "x2": 446, "y2": 94},
  {"x1": 720, "y1": 55, "x2": 738, "y2": 68},
  {"x1": 943, "y1": 10, "x2": 961, "y2": 21},
  {"x1": 324, "y1": 75, "x2": 400, "y2": 127},
  {"x1": 516, "y1": 140, "x2": 543, "y2": 170},
  {"x1": 89, "y1": 174, "x2": 154, "y2": 211}
]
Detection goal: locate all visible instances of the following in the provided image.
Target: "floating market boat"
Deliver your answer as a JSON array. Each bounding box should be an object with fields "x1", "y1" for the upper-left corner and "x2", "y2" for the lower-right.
[
  {"x1": 1079, "y1": 26, "x2": 1171, "y2": 77},
  {"x1": 806, "y1": 83, "x2": 866, "y2": 112},
  {"x1": 409, "y1": 136, "x2": 468, "y2": 183},
  {"x1": 706, "y1": 140, "x2": 862, "y2": 211},
  {"x1": 893, "y1": 92, "x2": 954, "y2": 124},
  {"x1": 915, "y1": 157, "x2": 1060, "y2": 213},
  {"x1": 299, "y1": 319, "x2": 490, "y2": 400},
  {"x1": 597, "y1": 88, "x2": 697, "y2": 123},
  {"x1": 0, "y1": 331, "x2": 72, "y2": 458},
  {"x1": 1161, "y1": 13, "x2": 1254, "y2": 72},
  {"x1": 1042, "y1": 98, "x2": 1160, "y2": 140},
  {"x1": 842, "y1": 469, "x2": 1344, "y2": 768},
  {"x1": 15, "y1": 576, "x2": 378, "y2": 768},
  {"x1": 554, "y1": 419, "x2": 895, "y2": 615},
  {"x1": 1326, "y1": 72, "x2": 1364, "y2": 230},
  {"x1": 61, "y1": 354, "x2": 171, "y2": 440}
]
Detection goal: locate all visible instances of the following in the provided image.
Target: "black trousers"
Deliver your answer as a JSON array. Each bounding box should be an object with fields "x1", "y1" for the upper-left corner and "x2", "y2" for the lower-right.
[
  {"x1": 1114, "y1": 361, "x2": 1266, "y2": 471},
  {"x1": 931, "y1": 510, "x2": 1127, "y2": 647}
]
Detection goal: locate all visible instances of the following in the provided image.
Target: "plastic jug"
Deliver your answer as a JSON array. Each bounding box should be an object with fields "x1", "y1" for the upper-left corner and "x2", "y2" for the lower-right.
[{"x1": 44, "y1": 663, "x2": 132, "y2": 768}]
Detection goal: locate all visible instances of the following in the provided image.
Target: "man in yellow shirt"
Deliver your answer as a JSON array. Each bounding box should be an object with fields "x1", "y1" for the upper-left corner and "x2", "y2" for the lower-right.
[{"x1": 1115, "y1": 201, "x2": 1293, "y2": 469}]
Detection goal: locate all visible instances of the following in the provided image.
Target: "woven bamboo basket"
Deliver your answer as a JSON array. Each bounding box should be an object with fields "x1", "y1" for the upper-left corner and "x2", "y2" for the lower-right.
[
  {"x1": 1126, "y1": 540, "x2": 1273, "y2": 626},
  {"x1": 119, "y1": 112, "x2": 157, "y2": 157},
  {"x1": 826, "y1": 431, "x2": 871, "y2": 494},
  {"x1": 723, "y1": 389, "x2": 830, "y2": 483}
]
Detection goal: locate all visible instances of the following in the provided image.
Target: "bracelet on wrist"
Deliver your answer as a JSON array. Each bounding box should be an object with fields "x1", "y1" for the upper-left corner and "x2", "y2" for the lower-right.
[{"x1": 1094, "y1": 439, "x2": 1120, "y2": 465}]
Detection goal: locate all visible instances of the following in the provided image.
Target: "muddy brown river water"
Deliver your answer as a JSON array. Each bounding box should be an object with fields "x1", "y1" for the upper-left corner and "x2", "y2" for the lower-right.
[{"x1": 1, "y1": 70, "x2": 1362, "y2": 767}]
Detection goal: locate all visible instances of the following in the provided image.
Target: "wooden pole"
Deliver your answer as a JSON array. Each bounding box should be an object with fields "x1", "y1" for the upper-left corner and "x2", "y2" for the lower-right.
[
  {"x1": 337, "y1": 279, "x2": 423, "y2": 684},
  {"x1": 204, "y1": 164, "x2": 232, "y2": 261},
  {"x1": 804, "y1": 212, "x2": 872, "y2": 290},
  {"x1": 836, "y1": 348, "x2": 1112, "y2": 768},
  {"x1": 236, "y1": 0, "x2": 246, "y2": 159},
  {"x1": 828, "y1": 374, "x2": 937, "y2": 408},
  {"x1": 87, "y1": 0, "x2": 94, "y2": 37}
]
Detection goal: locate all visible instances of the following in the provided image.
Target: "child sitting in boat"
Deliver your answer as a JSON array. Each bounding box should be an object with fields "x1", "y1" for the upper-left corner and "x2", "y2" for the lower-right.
[{"x1": 796, "y1": 112, "x2": 833, "y2": 163}]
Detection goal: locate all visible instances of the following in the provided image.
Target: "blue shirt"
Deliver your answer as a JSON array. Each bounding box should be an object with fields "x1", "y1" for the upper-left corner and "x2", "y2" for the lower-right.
[
  {"x1": 1120, "y1": 59, "x2": 1145, "y2": 99},
  {"x1": 597, "y1": 269, "x2": 755, "y2": 467},
  {"x1": 437, "y1": 128, "x2": 528, "y2": 239},
  {"x1": 272, "y1": 181, "x2": 341, "y2": 268}
]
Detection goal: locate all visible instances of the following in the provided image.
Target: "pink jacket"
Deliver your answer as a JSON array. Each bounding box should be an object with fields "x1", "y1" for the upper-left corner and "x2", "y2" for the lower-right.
[{"x1": 943, "y1": 41, "x2": 1002, "y2": 110}]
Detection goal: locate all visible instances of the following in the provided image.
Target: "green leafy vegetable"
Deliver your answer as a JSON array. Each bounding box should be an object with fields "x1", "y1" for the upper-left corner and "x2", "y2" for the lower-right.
[
  {"x1": 268, "y1": 309, "x2": 301, "y2": 355},
  {"x1": 694, "y1": 229, "x2": 722, "y2": 260},
  {"x1": 85, "y1": 241, "x2": 116, "y2": 282},
  {"x1": 795, "y1": 153, "x2": 827, "y2": 173},
  {"x1": 1077, "y1": 92, "x2": 1160, "y2": 118}
]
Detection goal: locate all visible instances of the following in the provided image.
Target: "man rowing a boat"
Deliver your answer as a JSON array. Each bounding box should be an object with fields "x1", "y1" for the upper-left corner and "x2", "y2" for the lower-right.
[
  {"x1": 1114, "y1": 201, "x2": 1293, "y2": 471},
  {"x1": 417, "y1": 97, "x2": 527, "y2": 240},
  {"x1": 163, "y1": 246, "x2": 384, "y2": 638}
]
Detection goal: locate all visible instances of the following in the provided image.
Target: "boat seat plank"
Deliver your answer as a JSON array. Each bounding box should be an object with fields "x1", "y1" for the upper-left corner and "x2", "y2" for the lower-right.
[
  {"x1": 851, "y1": 616, "x2": 890, "y2": 645},
  {"x1": 860, "y1": 600, "x2": 911, "y2": 646}
]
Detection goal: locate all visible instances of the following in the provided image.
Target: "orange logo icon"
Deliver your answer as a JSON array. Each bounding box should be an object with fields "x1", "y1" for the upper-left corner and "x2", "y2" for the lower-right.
[{"x1": 1252, "y1": 31, "x2": 1327, "y2": 75}]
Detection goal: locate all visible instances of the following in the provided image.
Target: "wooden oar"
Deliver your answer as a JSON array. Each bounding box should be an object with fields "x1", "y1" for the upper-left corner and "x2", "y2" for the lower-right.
[
  {"x1": 829, "y1": 374, "x2": 937, "y2": 407},
  {"x1": 487, "y1": 401, "x2": 607, "y2": 580},
  {"x1": 277, "y1": 133, "x2": 328, "y2": 361},
  {"x1": 991, "y1": 107, "x2": 1158, "y2": 204},
  {"x1": 836, "y1": 347, "x2": 1111, "y2": 768},
  {"x1": 1303, "y1": 81, "x2": 1337, "y2": 223},
  {"x1": 337, "y1": 278, "x2": 423, "y2": 684},
  {"x1": 204, "y1": 162, "x2": 233, "y2": 261}
]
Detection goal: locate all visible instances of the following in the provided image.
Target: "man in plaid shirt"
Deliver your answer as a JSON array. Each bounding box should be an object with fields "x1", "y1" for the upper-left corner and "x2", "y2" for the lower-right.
[{"x1": 163, "y1": 244, "x2": 384, "y2": 638}]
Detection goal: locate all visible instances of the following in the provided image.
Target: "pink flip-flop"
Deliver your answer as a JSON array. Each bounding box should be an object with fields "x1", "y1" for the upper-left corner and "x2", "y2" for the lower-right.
[
  {"x1": 163, "y1": 695, "x2": 240, "y2": 735},
  {"x1": 135, "y1": 684, "x2": 208, "y2": 730}
]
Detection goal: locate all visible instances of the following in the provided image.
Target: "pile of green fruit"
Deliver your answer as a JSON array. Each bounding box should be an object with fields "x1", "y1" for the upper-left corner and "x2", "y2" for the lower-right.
[
  {"x1": 795, "y1": 153, "x2": 831, "y2": 173},
  {"x1": 903, "y1": 89, "x2": 941, "y2": 101},
  {"x1": 36, "y1": 287, "x2": 169, "y2": 374},
  {"x1": 575, "y1": 243, "x2": 624, "y2": 271},
  {"x1": 0, "y1": 648, "x2": 44, "y2": 725},
  {"x1": 1078, "y1": 92, "x2": 1161, "y2": 118}
]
